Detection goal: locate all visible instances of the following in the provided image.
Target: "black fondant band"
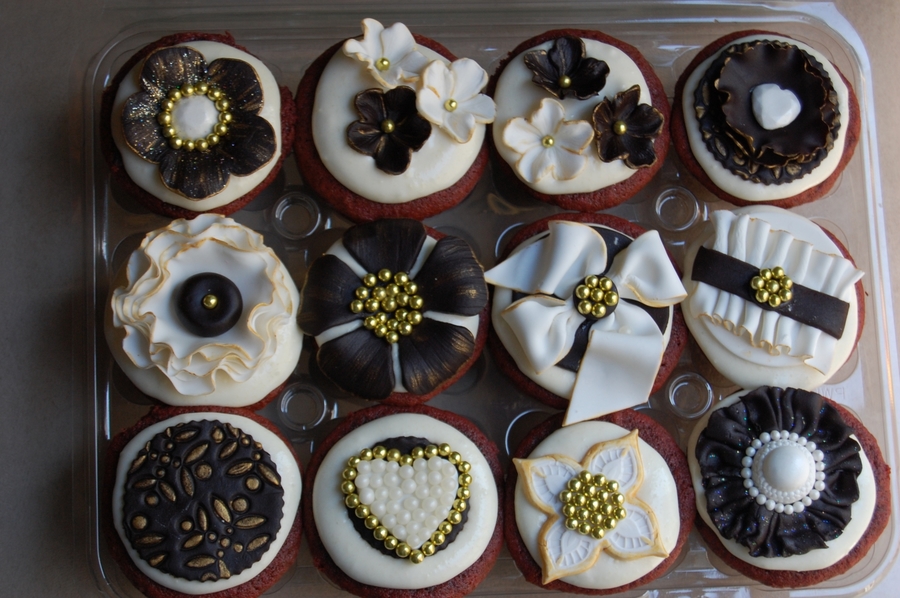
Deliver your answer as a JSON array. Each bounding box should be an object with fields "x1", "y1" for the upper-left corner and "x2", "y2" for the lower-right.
[{"x1": 691, "y1": 245, "x2": 849, "y2": 339}]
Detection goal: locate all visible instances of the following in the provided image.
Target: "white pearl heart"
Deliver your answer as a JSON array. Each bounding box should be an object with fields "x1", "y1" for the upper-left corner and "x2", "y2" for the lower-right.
[{"x1": 751, "y1": 83, "x2": 802, "y2": 130}]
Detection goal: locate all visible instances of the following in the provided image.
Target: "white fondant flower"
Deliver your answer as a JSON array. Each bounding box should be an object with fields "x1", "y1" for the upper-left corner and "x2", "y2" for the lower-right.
[
  {"x1": 486, "y1": 221, "x2": 687, "y2": 425},
  {"x1": 502, "y1": 99, "x2": 594, "y2": 183},
  {"x1": 515, "y1": 431, "x2": 668, "y2": 584},
  {"x1": 111, "y1": 215, "x2": 298, "y2": 396},
  {"x1": 417, "y1": 58, "x2": 496, "y2": 143},
  {"x1": 343, "y1": 18, "x2": 429, "y2": 88}
]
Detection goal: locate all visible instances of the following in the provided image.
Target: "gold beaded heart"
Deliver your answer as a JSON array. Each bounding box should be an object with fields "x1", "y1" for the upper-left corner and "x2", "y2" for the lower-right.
[{"x1": 339, "y1": 443, "x2": 472, "y2": 564}]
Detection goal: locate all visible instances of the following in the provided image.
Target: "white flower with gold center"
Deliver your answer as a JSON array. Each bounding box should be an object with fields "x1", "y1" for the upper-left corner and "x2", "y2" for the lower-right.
[
  {"x1": 343, "y1": 18, "x2": 429, "y2": 88},
  {"x1": 416, "y1": 58, "x2": 496, "y2": 143}
]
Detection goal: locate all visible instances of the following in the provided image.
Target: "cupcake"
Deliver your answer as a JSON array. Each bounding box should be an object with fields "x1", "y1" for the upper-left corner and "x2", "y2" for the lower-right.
[
  {"x1": 302, "y1": 404, "x2": 503, "y2": 598},
  {"x1": 506, "y1": 409, "x2": 694, "y2": 593},
  {"x1": 105, "y1": 215, "x2": 302, "y2": 409},
  {"x1": 485, "y1": 213, "x2": 687, "y2": 425},
  {"x1": 106, "y1": 407, "x2": 303, "y2": 598},
  {"x1": 489, "y1": 30, "x2": 670, "y2": 211},
  {"x1": 681, "y1": 205, "x2": 864, "y2": 390},
  {"x1": 102, "y1": 33, "x2": 294, "y2": 218},
  {"x1": 294, "y1": 19, "x2": 495, "y2": 222},
  {"x1": 687, "y1": 387, "x2": 891, "y2": 587},
  {"x1": 298, "y1": 218, "x2": 488, "y2": 404},
  {"x1": 671, "y1": 31, "x2": 861, "y2": 207}
]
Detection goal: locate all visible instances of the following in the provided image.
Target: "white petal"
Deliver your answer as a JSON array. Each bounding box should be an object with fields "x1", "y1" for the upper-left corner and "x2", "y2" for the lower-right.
[
  {"x1": 395, "y1": 48, "x2": 429, "y2": 82},
  {"x1": 416, "y1": 87, "x2": 446, "y2": 128},
  {"x1": 459, "y1": 94, "x2": 496, "y2": 124},
  {"x1": 502, "y1": 118, "x2": 542, "y2": 155},
  {"x1": 551, "y1": 147, "x2": 587, "y2": 181},
  {"x1": 529, "y1": 457, "x2": 579, "y2": 508},
  {"x1": 541, "y1": 521, "x2": 601, "y2": 583},
  {"x1": 449, "y1": 58, "x2": 489, "y2": 101},
  {"x1": 515, "y1": 146, "x2": 544, "y2": 184},
  {"x1": 343, "y1": 18, "x2": 385, "y2": 63},
  {"x1": 380, "y1": 21, "x2": 418, "y2": 63},
  {"x1": 443, "y1": 110, "x2": 478, "y2": 143},
  {"x1": 555, "y1": 119, "x2": 594, "y2": 154},
  {"x1": 529, "y1": 146, "x2": 557, "y2": 183},
  {"x1": 589, "y1": 445, "x2": 640, "y2": 492},
  {"x1": 531, "y1": 98, "x2": 566, "y2": 136}
]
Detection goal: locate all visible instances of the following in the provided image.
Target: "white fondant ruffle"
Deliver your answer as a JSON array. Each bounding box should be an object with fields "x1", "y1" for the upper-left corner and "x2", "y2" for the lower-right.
[{"x1": 689, "y1": 211, "x2": 863, "y2": 373}]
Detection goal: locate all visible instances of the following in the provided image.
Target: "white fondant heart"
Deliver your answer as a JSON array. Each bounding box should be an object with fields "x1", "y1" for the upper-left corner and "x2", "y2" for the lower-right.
[{"x1": 751, "y1": 83, "x2": 801, "y2": 130}]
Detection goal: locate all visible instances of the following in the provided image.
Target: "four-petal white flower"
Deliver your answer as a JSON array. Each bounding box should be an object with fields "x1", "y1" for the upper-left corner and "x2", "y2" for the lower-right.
[
  {"x1": 502, "y1": 98, "x2": 594, "y2": 184},
  {"x1": 417, "y1": 58, "x2": 496, "y2": 143},
  {"x1": 343, "y1": 18, "x2": 429, "y2": 88}
]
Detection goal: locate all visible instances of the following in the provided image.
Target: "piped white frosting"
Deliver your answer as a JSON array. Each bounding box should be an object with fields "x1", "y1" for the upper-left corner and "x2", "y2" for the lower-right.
[
  {"x1": 106, "y1": 215, "x2": 302, "y2": 407},
  {"x1": 493, "y1": 38, "x2": 651, "y2": 195},
  {"x1": 312, "y1": 413, "x2": 498, "y2": 589},
  {"x1": 111, "y1": 41, "x2": 283, "y2": 211},
  {"x1": 682, "y1": 206, "x2": 861, "y2": 390},
  {"x1": 686, "y1": 391, "x2": 876, "y2": 571},
  {"x1": 112, "y1": 412, "x2": 302, "y2": 595},
  {"x1": 681, "y1": 35, "x2": 850, "y2": 201}
]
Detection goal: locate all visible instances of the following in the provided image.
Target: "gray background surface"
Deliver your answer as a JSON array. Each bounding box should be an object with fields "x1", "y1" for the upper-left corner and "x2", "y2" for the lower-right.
[{"x1": 1, "y1": 0, "x2": 897, "y2": 595}]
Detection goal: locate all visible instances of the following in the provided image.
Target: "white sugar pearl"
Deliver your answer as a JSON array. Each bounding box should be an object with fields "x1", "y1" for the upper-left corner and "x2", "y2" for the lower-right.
[
  {"x1": 789, "y1": 433, "x2": 799, "y2": 441},
  {"x1": 403, "y1": 496, "x2": 420, "y2": 511},
  {"x1": 749, "y1": 487, "x2": 760, "y2": 497},
  {"x1": 765, "y1": 499, "x2": 776, "y2": 510},
  {"x1": 424, "y1": 497, "x2": 438, "y2": 512},
  {"x1": 390, "y1": 486, "x2": 403, "y2": 500},
  {"x1": 774, "y1": 503, "x2": 785, "y2": 513},
  {"x1": 398, "y1": 511, "x2": 412, "y2": 525},
  {"x1": 409, "y1": 534, "x2": 424, "y2": 549},
  {"x1": 816, "y1": 472, "x2": 825, "y2": 481},
  {"x1": 401, "y1": 479, "x2": 417, "y2": 495},
  {"x1": 771, "y1": 431, "x2": 781, "y2": 441},
  {"x1": 413, "y1": 508, "x2": 427, "y2": 522},
  {"x1": 415, "y1": 486, "x2": 430, "y2": 500},
  {"x1": 387, "y1": 461, "x2": 399, "y2": 472},
  {"x1": 429, "y1": 471, "x2": 444, "y2": 485},
  {"x1": 357, "y1": 461, "x2": 371, "y2": 474},
  {"x1": 359, "y1": 488, "x2": 376, "y2": 505},
  {"x1": 433, "y1": 485, "x2": 448, "y2": 498},
  {"x1": 369, "y1": 476, "x2": 383, "y2": 489},
  {"x1": 410, "y1": 521, "x2": 422, "y2": 534},
  {"x1": 756, "y1": 494, "x2": 767, "y2": 505},
  {"x1": 393, "y1": 525, "x2": 407, "y2": 540},
  {"x1": 743, "y1": 479, "x2": 754, "y2": 489},
  {"x1": 752, "y1": 439, "x2": 763, "y2": 449},
  {"x1": 806, "y1": 442, "x2": 816, "y2": 452},
  {"x1": 415, "y1": 471, "x2": 429, "y2": 485},
  {"x1": 400, "y1": 465, "x2": 415, "y2": 479},
  {"x1": 372, "y1": 460, "x2": 386, "y2": 473},
  {"x1": 376, "y1": 487, "x2": 389, "y2": 501},
  {"x1": 802, "y1": 497, "x2": 812, "y2": 506},
  {"x1": 425, "y1": 515, "x2": 440, "y2": 529},
  {"x1": 813, "y1": 450, "x2": 824, "y2": 462},
  {"x1": 816, "y1": 461, "x2": 825, "y2": 471},
  {"x1": 784, "y1": 505, "x2": 794, "y2": 515},
  {"x1": 414, "y1": 458, "x2": 428, "y2": 471},
  {"x1": 741, "y1": 456, "x2": 753, "y2": 467},
  {"x1": 385, "y1": 473, "x2": 400, "y2": 487},
  {"x1": 794, "y1": 502, "x2": 805, "y2": 513},
  {"x1": 741, "y1": 468, "x2": 752, "y2": 479},
  {"x1": 428, "y1": 457, "x2": 443, "y2": 471},
  {"x1": 387, "y1": 500, "x2": 401, "y2": 514},
  {"x1": 443, "y1": 491, "x2": 457, "y2": 504},
  {"x1": 809, "y1": 489, "x2": 821, "y2": 501},
  {"x1": 356, "y1": 474, "x2": 370, "y2": 489},
  {"x1": 746, "y1": 447, "x2": 757, "y2": 457},
  {"x1": 442, "y1": 475, "x2": 458, "y2": 491},
  {"x1": 371, "y1": 501, "x2": 387, "y2": 517},
  {"x1": 799, "y1": 437, "x2": 807, "y2": 445},
  {"x1": 760, "y1": 433, "x2": 771, "y2": 443},
  {"x1": 814, "y1": 481, "x2": 825, "y2": 491},
  {"x1": 382, "y1": 514, "x2": 397, "y2": 528}
]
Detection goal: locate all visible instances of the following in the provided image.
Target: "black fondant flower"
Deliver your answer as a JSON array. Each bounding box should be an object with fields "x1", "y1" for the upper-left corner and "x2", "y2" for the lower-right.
[
  {"x1": 592, "y1": 85, "x2": 664, "y2": 169},
  {"x1": 695, "y1": 387, "x2": 863, "y2": 558},
  {"x1": 347, "y1": 87, "x2": 432, "y2": 175},
  {"x1": 121, "y1": 46, "x2": 276, "y2": 200},
  {"x1": 298, "y1": 219, "x2": 487, "y2": 400},
  {"x1": 524, "y1": 36, "x2": 610, "y2": 100}
]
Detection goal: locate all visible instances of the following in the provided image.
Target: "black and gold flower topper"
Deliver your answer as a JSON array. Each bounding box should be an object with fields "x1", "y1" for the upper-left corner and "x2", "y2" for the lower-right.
[
  {"x1": 122, "y1": 46, "x2": 276, "y2": 199},
  {"x1": 347, "y1": 86, "x2": 432, "y2": 175},
  {"x1": 349, "y1": 269, "x2": 424, "y2": 344},
  {"x1": 339, "y1": 443, "x2": 472, "y2": 564},
  {"x1": 574, "y1": 275, "x2": 619, "y2": 320},
  {"x1": 750, "y1": 266, "x2": 793, "y2": 308},
  {"x1": 122, "y1": 420, "x2": 284, "y2": 582},
  {"x1": 524, "y1": 36, "x2": 610, "y2": 100},
  {"x1": 558, "y1": 470, "x2": 626, "y2": 539},
  {"x1": 592, "y1": 85, "x2": 664, "y2": 169}
]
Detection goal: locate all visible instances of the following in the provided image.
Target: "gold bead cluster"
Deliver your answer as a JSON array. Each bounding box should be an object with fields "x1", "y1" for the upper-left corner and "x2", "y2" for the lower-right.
[
  {"x1": 340, "y1": 443, "x2": 473, "y2": 565},
  {"x1": 575, "y1": 275, "x2": 618, "y2": 319},
  {"x1": 751, "y1": 266, "x2": 793, "y2": 308},
  {"x1": 559, "y1": 470, "x2": 625, "y2": 540},
  {"x1": 350, "y1": 269, "x2": 424, "y2": 344},
  {"x1": 157, "y1": 82, "x2": 232, "y2": 152}
]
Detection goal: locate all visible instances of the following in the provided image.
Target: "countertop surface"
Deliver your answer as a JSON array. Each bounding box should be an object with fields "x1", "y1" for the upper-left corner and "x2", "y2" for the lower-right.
[{"x1": 1, "y1": 1, "x2": 898, "y2": 596}]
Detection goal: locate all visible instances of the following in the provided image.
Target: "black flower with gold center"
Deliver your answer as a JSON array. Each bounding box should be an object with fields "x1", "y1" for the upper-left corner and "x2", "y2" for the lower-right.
[
  {"x1": 347, "y1": 87, "x2": 432, "y2": 175},
  {"x1": 592, "y1": 85, "x2": 664, "y2": 169},
  {"x1": 121, "y1": 46, "x2": 277, "y2": 200},
  {"x1": 524, "y1": 36, "x2": 610, "y2": 100}
]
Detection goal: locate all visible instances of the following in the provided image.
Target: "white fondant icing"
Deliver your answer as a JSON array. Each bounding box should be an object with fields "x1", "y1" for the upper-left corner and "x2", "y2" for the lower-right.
[
  {"x1": 111, "y1": 41, "x2": 283, "y2": 211},
  {"x1": 751, "y1": 83, "x2": 801, "y2": 130},
  {"x1": 487, "y1": 222, "x2": 683, "y2": 421},
  {"x1": 686, "y1": 391, "x2": 876, "y2": 571},
  {"x1": 514, "y1": 421, "x2": 680, "y2": 589},
  {"x1": 493, "y1": 38, "x2": 651, "y2": 195},
  {"x1": 312, "y1": 40, "x2": 485, "y2": 204},
  {"x1": 312, "y1": 413, "x2": 498, "y2": 589},
  {"x1": 683, "y1": 206, "x2": 861, "y2": 389},
  {"x1": 112, "y1": 412, "x2": 302, "y2": 595},
  {"x1": 681, "y1": 35, "x2": 850, "y2": 201},
  {"x1": 311, "y1": 234, "x2": 481, "y2": 395},
  {"x1": 105, "y1": 215, "x2": 302, "y2": 407}
]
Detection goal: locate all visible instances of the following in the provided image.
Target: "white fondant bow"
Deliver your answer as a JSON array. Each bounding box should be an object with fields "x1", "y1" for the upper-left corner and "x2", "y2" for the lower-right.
[{"x1": 485, "y1": 221, "x2": 686, "y2": 425}]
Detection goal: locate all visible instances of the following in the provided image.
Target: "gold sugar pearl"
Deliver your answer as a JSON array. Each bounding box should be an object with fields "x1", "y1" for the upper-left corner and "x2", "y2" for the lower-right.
[
  {"x1": 541, "y1": 135, "x2": 555, "y2": 148},
  {"x1": 376, "y1": 57, "x2": 391, "y2": 71},
  {"x1": 381, "y1": 119, "x2": 396, "y2": 133},
  {"x1": 558, "y1": 75, "x2": 572, "y2": 89},
  {"x1": 409, "y1": 550, "x2": 425, "y2": 564},
  {"x1": 395, "y1": 542, "x2": 411, "y2": 558},
  {"x1": 613, "y1": 120, "x2": 628, "y2": 135},
  {"x1": 202, "y1": 294, "x2": 218, "y2": 309},
  {"x1": 444, "y1": 98, "x2": 458, "y2": 112}
]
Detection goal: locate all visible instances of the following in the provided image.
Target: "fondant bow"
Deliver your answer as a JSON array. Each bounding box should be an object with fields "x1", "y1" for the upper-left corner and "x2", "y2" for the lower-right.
[{"x1": 486, "y1": 221, "x2": 686, "y2": 425}]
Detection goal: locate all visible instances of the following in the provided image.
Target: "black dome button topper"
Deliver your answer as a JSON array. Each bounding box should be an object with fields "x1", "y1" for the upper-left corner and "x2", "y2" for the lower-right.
[{"x1": 177, "y1": 272, "x2": 243, "y2": 337}]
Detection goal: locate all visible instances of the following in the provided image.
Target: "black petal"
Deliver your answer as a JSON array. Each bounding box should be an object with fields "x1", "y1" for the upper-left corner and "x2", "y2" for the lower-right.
[
  {"x1": 299, "y1": 255, "x2": 366, "y2": 336},
  {"x1": 342, "y1": 219, "x2": 427, "y2": 275},
  {"x1": 354, "y1": 89, "x2": 388, "y2": 124},
  {"x1": 219, "y1": 111, "x2": 276, "y2": 176},
  {"x1": 398, "y1": 319, "x2": 475, "y2": 395},
  {"x1": 568, "y1": 56, "x2": 609, "y2": 100},
  {"x1": 317, "y1": 328, "x2": 394, "y2": 400},
  {"x1": 415, "y1": 237, "x2": 487, "y2": 316},
  {"x1": 122, "y1": 91, "x2": 169, "y2": 163},
  {"x1": 141, "y1": 46, "x2": 207, "y2": 101},
  {"x1": 625, "y1": 102, "x2": 664, "y2": 137},
  {"x1": 522, "y1": 50, "x2": 558, "y2": 95},
  {"x1": 158, "y1": 149, "x2": 229, "y2": 199},
  {"x1": 619, "y1": 134, "x2": 658, "y2": 169},
  {"x1": 391, "y1": 113, "x2": 431, "y2": 153},
  {"x1": 208, "y1": 57, "x2": 264, "y2": 114},
  {"x1": 347, "y1": 121, "x2": 385, "y2": 157},
  {"x1": 547, "y1": 36, "x2": 580, "y2": 82},
  {"x1": 373, "y1": 138, "x2": 415, "y2": 175},
  {"x1": 383, "y1": 86, "x2": 419, "y2": 122}
]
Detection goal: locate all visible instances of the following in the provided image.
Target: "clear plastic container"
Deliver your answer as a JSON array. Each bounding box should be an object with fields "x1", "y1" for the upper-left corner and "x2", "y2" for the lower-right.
[{"x1": 81, "y1": 2, "x2": 900, "y2": 596}]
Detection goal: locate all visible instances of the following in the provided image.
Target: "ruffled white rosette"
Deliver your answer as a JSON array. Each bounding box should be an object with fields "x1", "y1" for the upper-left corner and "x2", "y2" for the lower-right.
[
  {"x1": 689, "y1": 210, "x2": 863, "y2": 374},
  {"x1": 108, "y1": 215, "x2": 302, "y2": 406},
  {"x1": 486, "y1": 221, "x2": 686, "y2": 424}
]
